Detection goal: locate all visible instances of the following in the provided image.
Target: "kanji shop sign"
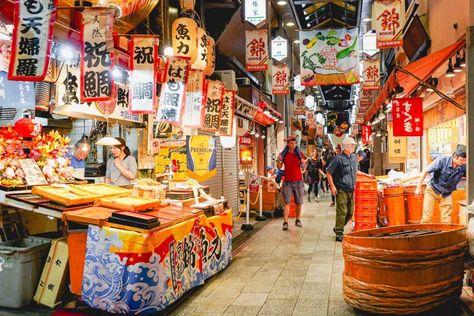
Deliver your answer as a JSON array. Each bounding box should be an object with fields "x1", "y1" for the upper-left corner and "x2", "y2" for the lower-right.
[
  {"x1": 244, "y1": 0, "x2": 266, "y2": 27},
  {"x1": 392, "y1": 97, "x2": 423, "y2": 136},
  {"x1": 9, "y1": 0, "x2": 58, "y2": 81},
  {"x1": 191, "y1": 28, "x2": 208, "y2": 71},
  {"x1": 201, "y1": 80, "x2": 224, "y2": 132},
  {"x1": 245, "y1": 29, "x2": 268, "y2": 72},
  {"x1": 388, "y1": 122, "x2": 406, "y2": 163},
  {"x1": 171, "y1": 17, "x2": 198, "y2": 64},
  {"x1": 271, "y1": 36, "x2": 287, "y2": 62},
  {"x1": 235, "y1": 96, "x2": 258, "y2": 119},
  {"x1": 306, "y1": 110, "x2": 317, "y2": 129},
  {"x1": 129, "y1": 35, "x2": 158, "y2": 114},
  {"x1": 294, "y1": 93, "x2": 305, "y2": 115},
  {"x1": 183, "y1": 70, "x2": 204, "y2": 128},
  {"x1": 271, "y1": 63, "x2": 289, "y2": 95},
  {"x1": 374, "y1": 0, "x2": 405, "y2": 49},
  {"x1": 80, "y1": 9, "x2": 114, "y2": 102},
  {"x1": 157, "y1": 57, "x2": 190, "y2": 124},
  {"x1": 361, "y1": 124, "x2": 372, "y2": 144},
  {"x1": 363, "y1": 59, "x2": 380, "y2": 90},
  {"x1": 219, "y1": 90, "x2": 236, "y2": 136}
]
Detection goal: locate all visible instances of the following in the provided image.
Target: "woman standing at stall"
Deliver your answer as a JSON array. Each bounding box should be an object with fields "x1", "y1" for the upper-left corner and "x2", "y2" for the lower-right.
[
  {"x1": 105, "y1": 137, "x2": 138, "y2": 186},
  {"x1": 306, "y1": 149, "x2": 323, "y2": 202}
]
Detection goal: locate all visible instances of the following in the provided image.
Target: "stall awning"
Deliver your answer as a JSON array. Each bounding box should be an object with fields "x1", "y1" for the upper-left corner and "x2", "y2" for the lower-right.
[
  {"x1": 235, "y1": 96, "x2": 282, "y2": 126},
  {"x1": 364, "y1": 38, "x2": 466, "y2": 123}
]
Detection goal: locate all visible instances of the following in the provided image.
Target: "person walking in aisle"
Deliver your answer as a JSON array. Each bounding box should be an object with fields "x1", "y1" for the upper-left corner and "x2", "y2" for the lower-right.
[
  {"x1": 416, "y1": 144, "x2": 467, "y2": 223},
  {"x1": 305, "y1": 149, "x2": 323, "y2": 202},
  {"x1": 327, "y1": 137, "x2": 374, "y2": 242},
  {"x1": 277, "y1": 136, "x2": 306, "y2": 231},
  {"x1": 325, "y1": 149, "x2": 337, "y2": 206}
]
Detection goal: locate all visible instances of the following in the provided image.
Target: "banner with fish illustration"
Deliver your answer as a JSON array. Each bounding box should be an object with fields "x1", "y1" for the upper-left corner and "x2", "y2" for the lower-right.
[
  {"x1": 82, "y1": 211, "x2": 233, "y2": 315},
  {"x1": 299, "y1": 28, "x2": 359, "y2": 86}
]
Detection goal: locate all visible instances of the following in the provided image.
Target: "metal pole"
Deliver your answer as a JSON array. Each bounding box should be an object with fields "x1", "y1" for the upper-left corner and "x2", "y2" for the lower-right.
[
  {"x1": 256, "y1": 182, "x2": 266, "y2": 221},
  {"x1": 467, "y1": 26, "x2": 474, "y2": 205}
]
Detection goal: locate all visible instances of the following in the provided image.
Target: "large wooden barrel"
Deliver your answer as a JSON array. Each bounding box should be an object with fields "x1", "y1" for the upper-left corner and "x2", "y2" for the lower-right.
[
  {"x1": 384, "y1": 187, "x2": 406, "y2": 226},
  {"x1": 405, "y1": 185, "x2": 425, "y2": 224},
  {"x1": 343, "y1": 224, "x2": 467, "y2": 315}
]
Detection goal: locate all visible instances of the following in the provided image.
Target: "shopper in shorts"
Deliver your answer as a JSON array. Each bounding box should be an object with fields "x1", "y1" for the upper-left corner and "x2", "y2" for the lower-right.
[{"x1": 277, "y1": 136, "x2": 306, "y2": 231}]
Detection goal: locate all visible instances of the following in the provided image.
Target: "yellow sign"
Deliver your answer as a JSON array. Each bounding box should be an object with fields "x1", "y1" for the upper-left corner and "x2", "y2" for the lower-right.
[
  {"x1": 388, "y1": 122, "x2": 406, "y2": 163},
  {"x1": 186, "y1": 136, "x2": 217, "y2": 182},
  {"x1": 154, "y1": 140, "x2": 187, "y2": 180}
]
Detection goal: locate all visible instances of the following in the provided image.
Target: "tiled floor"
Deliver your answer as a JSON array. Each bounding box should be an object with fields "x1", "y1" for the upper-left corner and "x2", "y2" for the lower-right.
[{"x1": 170, "y1": 194, "x2": 470, "y2": 316}]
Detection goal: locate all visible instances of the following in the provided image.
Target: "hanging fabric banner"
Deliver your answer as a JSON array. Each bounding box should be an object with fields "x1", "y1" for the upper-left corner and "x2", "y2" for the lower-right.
[
  {"x1": 187, "y1": 135, "x2": 217, "y2": 182},
  {"x1": 244, "y1": 0, "x2": 266, "y2": 26},
  {"x1": 392, "y1": 97, "x2": 423, "y2": 136},
  {"x1": 361, "y1": 124, "x2": 372, "y2": 144},
  {"x1": 156, "y1": 57, "x2": 190, "y2": 124},
  {"x1": 219, "y1": 90, "x2": 236, "y2": 136},
  {"x1": 305, "y1": 110, "x2": 317, "y2": 129},
  {"x1": 363, "y1": 59, "x2": 380, "y2": 90},
  {"x1": 271, "y1": 63, "x2": 289, "y2": 95},
  {"x1": 191, "y1": 28, "x2": 208, "y2": 71},
  {"x1": 129, "y1": 35, "x2": 158, "y2": 114},
  {"x1": 201, "y1": 79, "x2": 224, "y2": 132},
  {"x1": 374, "y1": 0, "x2": 405, "y2": 49},
  {"x1": 80, "y1": 9, "x2": 114, "y2": 102},
  {"x1": 9, "y1": 0, "x2": 58, "y2": 81},
  {"x1": 294, "y1": 92, "x2": 305, "y2": 115},
  {"x1": 183, "y1": 70, "x2": 204, "y2": 128},
  {"x1": 245, "y1": 29, "x2": 268, "y2": 72},
  {"x1": 299, "y1": 28, "x2": 359, "y2": 86}
]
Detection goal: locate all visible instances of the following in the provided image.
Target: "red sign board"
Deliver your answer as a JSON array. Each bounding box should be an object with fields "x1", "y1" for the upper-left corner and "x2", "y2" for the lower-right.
[
  {"x1": 361, "y1": 125, "x2": 372, "y2": 144},
  {"x1": 392, "y1": 97, "x2": 423, "y2": 136},
  {"x1": 239, "y1": 136, "x2": 252, "y2": 145}
]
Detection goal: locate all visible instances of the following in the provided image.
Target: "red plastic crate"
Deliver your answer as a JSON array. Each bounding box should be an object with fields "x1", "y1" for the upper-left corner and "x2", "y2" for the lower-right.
[
  {"x1": 354, "y1": 205, "x2": 377, "y2": 215},
  {"x1": 355, "y1": 197, "x2": 378, "y2": 207},
  {"x1": 355, "y1": 190, "x2": 378, "y2": 199},
  {"x1": 354, "y1": 213, "x2": 377, "y2": 223},
  {"x1": 353, "y1": 221, "x2": 377, "y2": 231},
  {"x1": 356, "y1": 181, "x2": 377, "y2": 191}
]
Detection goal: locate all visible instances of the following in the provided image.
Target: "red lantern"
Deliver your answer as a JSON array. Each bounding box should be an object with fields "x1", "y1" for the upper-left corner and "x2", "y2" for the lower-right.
[{"x1": 14, "y1": 111, "x2": 42, "y2": 138}]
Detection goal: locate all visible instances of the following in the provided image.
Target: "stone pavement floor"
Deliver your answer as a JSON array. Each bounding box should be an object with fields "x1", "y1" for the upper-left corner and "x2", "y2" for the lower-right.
[{"x1": 170, "y1": 194, "x2": 471, "y2": 316}]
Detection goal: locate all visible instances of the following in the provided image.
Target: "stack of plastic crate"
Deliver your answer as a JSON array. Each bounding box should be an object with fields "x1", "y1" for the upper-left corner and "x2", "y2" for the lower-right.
[{"x1": 353, "y1": 180, "x2": 378, "y2": 231}]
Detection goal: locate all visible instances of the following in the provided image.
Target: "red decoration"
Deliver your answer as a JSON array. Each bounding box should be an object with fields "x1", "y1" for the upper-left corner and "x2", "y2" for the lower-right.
[
  {"x1": 14, "y1": 115, "x2": 42, "y2": 138},
  {"x1": 361, "y1": 125, "x2": 372, "y2": 144},
  {"x1": 392, "y1": 97, "x2": 423, "y2": 136}
]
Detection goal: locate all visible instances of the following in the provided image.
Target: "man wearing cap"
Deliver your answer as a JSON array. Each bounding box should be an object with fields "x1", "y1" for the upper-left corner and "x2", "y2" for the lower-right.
[
  {"x1": 356, "y1": 150, "x2": 366, "y2": 171},
  {"x1": 416, "y1": 144, "x2": 467, "y2": 223},
  {"x1": 277, "y1": 135, "x2": 306, "y2": 231},
  {"x1": 326, "y1": 137, "x2": 373, "y2": 241}
]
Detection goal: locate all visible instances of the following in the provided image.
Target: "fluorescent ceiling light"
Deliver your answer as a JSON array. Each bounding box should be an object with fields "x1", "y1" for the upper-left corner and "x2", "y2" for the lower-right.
[
  {"x1": 286, "y1": 21, "x2": 295, "y2": 27},
  {"x1": 277, "y1": 0, "x2": 287, "y2": 5}
]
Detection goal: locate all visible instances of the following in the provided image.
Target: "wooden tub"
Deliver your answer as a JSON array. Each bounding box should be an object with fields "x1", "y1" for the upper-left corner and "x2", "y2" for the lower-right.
[{"x1": 342, "y1": 224, "x2": 467, "y2": 315}]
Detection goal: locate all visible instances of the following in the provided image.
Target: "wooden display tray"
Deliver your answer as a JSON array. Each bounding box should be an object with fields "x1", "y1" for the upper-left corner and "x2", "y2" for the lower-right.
[
  {"x1": 73, "y1": 184, "x2": 132, "y2": 198},
  {"x1": 32, "y1": 186, "x2": 101, "y2": 206},
  {"x1": 63, "y1": 207, "x2": 117, "y2": 226},
  {"x1": 6, "y1": 193, "x2": 93, "y2": 212},
  {"x1": 97, "y1": 196, "x2": 162, "y2": 212}
]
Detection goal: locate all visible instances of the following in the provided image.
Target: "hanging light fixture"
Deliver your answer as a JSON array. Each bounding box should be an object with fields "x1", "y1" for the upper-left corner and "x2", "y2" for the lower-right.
[
  {"x1": 96, "y1": 118, "x2": 121, "y2": 146},
  {"x1": 378, "y1": 111, "x2": 386, "y2": 120},
  {"x1": 460, "y1": 50, "x2": 467, "y2": 67},
  {"x1": 261, "y1": 132, "x2": 266, "y2": 139},
  {"x1": 453, "y1": 53, "x2": 463, "y2": 72},
  {"x1": 446, "y1": 58, "x2": 456, "y2": 77}
]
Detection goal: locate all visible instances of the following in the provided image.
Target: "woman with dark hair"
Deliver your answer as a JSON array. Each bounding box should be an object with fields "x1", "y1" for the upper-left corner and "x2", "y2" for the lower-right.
[{"x1": 105, "y1": 137, "x2": 138, "y2": 186}]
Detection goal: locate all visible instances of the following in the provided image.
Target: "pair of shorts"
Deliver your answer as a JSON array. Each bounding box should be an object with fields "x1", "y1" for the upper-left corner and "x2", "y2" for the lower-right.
[{"x1": 282, "y1": 180, "x2": 304, "y2": 205}]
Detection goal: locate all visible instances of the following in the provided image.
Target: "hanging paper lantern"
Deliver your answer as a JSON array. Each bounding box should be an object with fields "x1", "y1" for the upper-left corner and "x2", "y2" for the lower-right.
[
  {"x1": 14, "y1": 111, "x2": 42, "y2": 138},
  {"x1": 204, "y1": 36, "x2": 216, "y2": 76},
  {"x1": 179, "y1": 0, "x2": 195, "y2": 10},
  {"x1": 191, "y1": 28, "x2": 208, "y2": 70},
  {"x1": 172, "y1": 17, "x2": 198, "y2": 64},
  {"x1": 99, "y1": 0, "x2": 150, "y2": 18}
]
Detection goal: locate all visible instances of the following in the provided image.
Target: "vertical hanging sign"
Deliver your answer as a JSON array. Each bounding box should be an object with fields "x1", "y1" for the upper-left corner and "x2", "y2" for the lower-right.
[
  {"x1": 156, "y1": 57, "x2": 190, "y2": 124},
  {"x1": 245, "y1": 29, "x2": 268, "y2": 72},
  {"x1": 171, "y1": 17, "x2": 198, "y2": 64},
  {"x1": 271, "y1": 36, "x2": 287, "y2": 62},
  {"x1": 244, "y1": 0, "x2": 266, "y2": 26},
  {"x1": 191, "y1": 28, "x2": 208, "y2": 71},
  {"x1": 361, "y1": 125, "x2": 372, "y2": 144},
  {"x1": 272, "y1": 63, "x2": 289, "y2": 95},
  {"x1": 129, "y1": 35, "x2": 158, "y2": 113},
  {"x1": 294, "y1": 93, "x2": 305, "y2": 115},
  {"x1": 363, "y1": 59, "x2": 380, "y2": 90},
  {"x1": 219, "y1": 90, "x2": 236, "y2": 136},
  {"x1": 9, "y1": 0, "x2": 58, "y2": 81},
  {"x1": 201, "y1": 80, "x2": 224, "y2": 132},
  {"x1": 182, "y1": 69, "x2": 204, "y2": 128},
  {"x1": 392, "y1": 97, "x2": 423, "y2": 136},
  {"x1": 374, "y1": 0, "x2": 405, "y2": 49},
  {"x1": 80, "y1": 9, "x2": 114, "y2": 102}
]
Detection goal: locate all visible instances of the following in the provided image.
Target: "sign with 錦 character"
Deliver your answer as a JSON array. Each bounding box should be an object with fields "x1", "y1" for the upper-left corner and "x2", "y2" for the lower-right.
[
  {"x1": 201, "y1": 80, "x2": 224, "y2": 132},
  {"x1": 363, "y1": 59, "x2": 380, "y2": 90},
  {"x1": 374, "y1": 0, "x2": 405, "y2": 49},
  {"x1": 183, "y1": 70, "x2": 204, "y2": 128},
  {"x1": 244, "y1": 0, "x2": 266, "y2": 26},
  {"x1": 305, "y1": 110, "x2": 317, "y2": 128},
  {"x1": 294, "y1": 93, "x2": 305, "y2": 115},
  {"x1": 392, "y1": 97, "x2": 423, "y2": 136},
  {"x1": 219, "y1": 90, "x2": 236, "y2": 136},
  {"x1": 80, "y1": 9, "x2": 115, "y2": 102},
  {"x1": 245, "y1": 29, "x2": 268, "y2": 72},
  {"x1": 8, "y1": 0, "x2": 58, "y2": 81},
  {"x1": 271, "y1": 63, "x2": 289, "y2": 95},
  {"x1": 388, "y1": 122, "x2": 406, "y2": 163},
  {"x1": 156, "y1": 57, "x2": 190, "y2": 124},
  {"x1": 299, "y1": 28, "x2": 359, "y2": 86},
  {"x1": 129, "y1": 35, "x2": 159, "y2": 114}
]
